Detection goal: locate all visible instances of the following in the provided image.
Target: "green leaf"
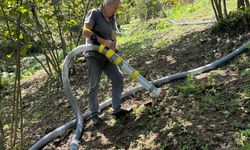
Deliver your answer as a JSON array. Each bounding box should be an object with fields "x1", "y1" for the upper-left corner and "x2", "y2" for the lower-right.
[
  {"x1": 20, "y1": 6, "x2": 28, "y2": 14},
  {"x1": 245, "y1": 43, "x2": 250, "y2": 49},
  {"x1": 7, "y1": 1, "x2": 14, "y2": 5},
  {"x1": 67, "y1": 19, "x2": 77, "y2": 25},
  {"x1": 62, "y1": 25, "x2": 69, "y2": 32},
  {"x1": 0, "y1": 7, "x2": 3, "y2": 16},
  {"x1": 25, "y1": 44, "x2": 32, "y2": 49},
  {"x1": 57, "y1": 14, "x2": 65, "y2": 22},
  {"x1": 19, "y1": 33, "x2": 23, "y2": 39},
  {"x1": 10, "y1": 31, "x2": 15, "y2": 36},
  {"x1": 70, "y1": 24, "x2": 80, "y2": 33},
  {"x1": 25, "y1": 23, "x2": 32, "y2": 27},
  {"x1": 4, "y1": 31, "x2": 9, "y2": 37},
  {"x1": 44, "y1": 14, "x2": 52, "y2": 20},
  {"x1": 6, "y1": 53, "x2": 13, "y2": 58},
  {"x1": 20, "y1": 47, "x2": 27, "y2": 56},
  {"x1": 20, "y1": 43, "x2": 32, "y2": 57}
]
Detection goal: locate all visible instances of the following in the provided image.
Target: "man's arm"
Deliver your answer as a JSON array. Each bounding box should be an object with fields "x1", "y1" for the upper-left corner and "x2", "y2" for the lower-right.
[
  {"x1": 82, "y1": 23, "x2": 115, "y2": 49},
  {"x1": 82, "y1": 23, "x2": 94, "y2": 39}
]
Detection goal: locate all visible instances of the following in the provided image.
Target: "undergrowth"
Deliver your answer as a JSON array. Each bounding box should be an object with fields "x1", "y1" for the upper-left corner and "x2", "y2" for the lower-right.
[{"x1": 213, "y1": 8, "x2": 250, "y2": 34}]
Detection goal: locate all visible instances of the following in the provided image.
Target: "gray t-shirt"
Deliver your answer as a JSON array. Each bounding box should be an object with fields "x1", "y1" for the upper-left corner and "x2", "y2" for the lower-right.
[{"x1": 84, "y1": 7, "x2": 117, "y2": 60}]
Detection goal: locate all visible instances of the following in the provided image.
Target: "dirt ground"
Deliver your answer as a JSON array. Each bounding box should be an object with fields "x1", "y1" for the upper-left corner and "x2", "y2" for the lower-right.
[{"x1": 6, "y1": 22, "x2": 250, "y2": 149}]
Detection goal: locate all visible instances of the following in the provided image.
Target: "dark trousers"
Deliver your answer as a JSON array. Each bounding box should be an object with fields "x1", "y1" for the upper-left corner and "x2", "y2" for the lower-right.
[{"x1": 86, "y1": 57, "x2": 124, "y2": 116}]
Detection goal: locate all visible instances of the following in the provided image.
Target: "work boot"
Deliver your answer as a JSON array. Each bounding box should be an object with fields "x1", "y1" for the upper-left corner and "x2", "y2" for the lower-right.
[
  {"x1": 91, "y1": 115, "x2": 101, "y2": 126},
  {"x1": 112, "y1": 108, "x2": 133, "y2": 119}
]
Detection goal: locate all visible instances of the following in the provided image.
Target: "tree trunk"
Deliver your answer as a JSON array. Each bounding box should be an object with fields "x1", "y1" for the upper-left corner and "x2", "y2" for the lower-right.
[
  {"x1": 211, "y1": 0, "x2": 220, "y2": 20},
  {"x1": 43, "y1": 51, "x2": 53, "y2": 75},
  {"x1": 214, "y1": 0, "x2": 223, "y2": 19},
  {"x1": 223, "y1": 0, "x2": 227, "y2": 16},
  {"x1": 31, "y1": 2, "x2": 61, "y2": 76},
  {"x1": 238, "y1": 0, "x2": 245, "y2": 9},
  {"x1": 245, "y1": 0, "x2": 250, "y2": 7},
  {"x1": 33, "y1": 55, "x2": 51, "y2": 76},
  {"x1": 15, "y1": 0, "x2": 23, "y2": 148},
  {"x1": 76, "y1": 0, "x2": 91, "y2": 46},
  {"x1": 10, "y1": 0, "x2": 23, "y2": 149},
  {"x1": 0, "y1": 4, "x2": 18, "y2": 147},
  {"x1": 54, "y1": 5, "x2": 67, "y2": 58},
  {"x1": 0, "y1": 118, "x2": 5, "y2": 150},
  {"x1": 58, "y1": 20, "x2": 67, "y2": 57},
  {"x1": 39, "y1": 12, "x2": 61, "y2": 67},
  {"x1": 211, "y1": 0, "x2": 226, "y2": 20}
]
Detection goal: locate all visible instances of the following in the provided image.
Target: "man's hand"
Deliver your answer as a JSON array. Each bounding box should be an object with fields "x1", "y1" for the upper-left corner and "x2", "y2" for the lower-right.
[
  {"x1": 110, "y1": 40, "x2": 116, "y2": 50},
  {"x1": 98, "y1": 38, "x2": 116, "y2": 50}
]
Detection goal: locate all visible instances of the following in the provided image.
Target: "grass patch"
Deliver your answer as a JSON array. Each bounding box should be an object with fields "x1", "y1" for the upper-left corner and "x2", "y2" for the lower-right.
[
  {"x1": 165, "y1": 0, "x2": 237, "y2": 21},
  {"x1": 234, "y1": 124, "x2": 250, "y2": 148}
]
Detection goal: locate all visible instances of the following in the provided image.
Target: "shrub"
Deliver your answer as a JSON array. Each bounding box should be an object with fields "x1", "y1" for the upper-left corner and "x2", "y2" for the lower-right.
[{"x1": 213, "y1": 8, "x2": 250, "y2": 34}]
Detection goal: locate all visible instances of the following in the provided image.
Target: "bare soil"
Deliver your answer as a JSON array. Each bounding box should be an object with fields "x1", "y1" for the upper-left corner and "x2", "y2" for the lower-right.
[{"x1": 8, "y1": 23, "x2": 250, "y2": 149}]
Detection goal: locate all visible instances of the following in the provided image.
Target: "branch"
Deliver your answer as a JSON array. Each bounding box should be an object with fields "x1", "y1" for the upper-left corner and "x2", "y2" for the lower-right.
[{"x1": 76, "y1": 0, "x2": 91, "y2": 46}]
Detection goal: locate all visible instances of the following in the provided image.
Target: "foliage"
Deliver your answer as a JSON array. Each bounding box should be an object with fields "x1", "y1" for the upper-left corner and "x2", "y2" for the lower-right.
[
  {"x1": 0, "y1": 0, "x2": 102, "y2": 78},
  {"x1": 176, "y1": 75, "x2": 199, "y2": 97},
  {"x1": 237, "y1": 0, "x2": 250, "y2": 9},
  {"x1": 164, "y1": 0, "x2": 237, "y2": 21},
  {"x1": 164, "y1": 0, "x2": 195, "y2": 8},
  {"x1": 117, "y1": 0, "x2": 196, "y2": 24},
  {"x1": 213, "y1": 7, "x2": 250, "y2": 33},
  {"x1": 234, "y1": 124, "x2": 250, "y2": 148},
  {"x1": 121, "y1": 0, "x2": 194, "y2": 22},
  {"x1": 128, "y1": 0, "x2": 162, "y2": 20}
]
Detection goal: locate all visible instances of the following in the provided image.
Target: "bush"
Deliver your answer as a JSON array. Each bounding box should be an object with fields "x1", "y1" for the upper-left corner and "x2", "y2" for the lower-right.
[
  {"x1": 213, "y1": 8, "x2": 250, "y2": 34},
  {"x1": 117, "y1": 0, "x2": 195, "y2": 24},
  {"x1": 164, "y1": 0, "x2": 195, "y2": 8},
  {"x1": 129, "y1": 0, "x2": 162, "y2": 20}
]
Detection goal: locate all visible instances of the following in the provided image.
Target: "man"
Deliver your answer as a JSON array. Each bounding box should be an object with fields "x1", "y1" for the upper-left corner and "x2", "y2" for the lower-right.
[{"x1": 82, "y1": 0, "x2": 132, "y2": 126}]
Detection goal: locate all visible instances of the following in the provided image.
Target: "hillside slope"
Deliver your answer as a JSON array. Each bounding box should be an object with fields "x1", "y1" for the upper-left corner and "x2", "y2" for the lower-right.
[
  {"x1": 1, "y1": 1, "x2": 250, "y2": 149},
  {"x1": 28, "y1": 18, "x2": 250, "y2": 150}
]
